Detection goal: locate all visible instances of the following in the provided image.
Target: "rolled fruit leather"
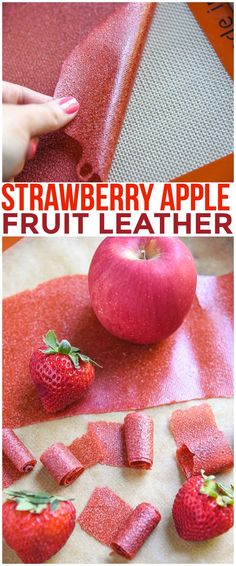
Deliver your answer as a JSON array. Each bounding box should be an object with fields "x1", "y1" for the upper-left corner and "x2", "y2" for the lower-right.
[
  {"x1": 40, "y1": 442, "x2": 84, "y2": 486},
  {"x1": 2, "y1": 428, "x2": 36, "y2": 473},
  {"x1": 170, "y1": 404, "x2": 234, "y2": 478},
  {"x1": 111, "y1": 503, "x2": 161, "y2": 559},
  {"x1": 78, "y1": 487, "x2": 161, "y2": 558},
  {"x1": 124, "y1": 413, "x2": 154, "y2": 469}
]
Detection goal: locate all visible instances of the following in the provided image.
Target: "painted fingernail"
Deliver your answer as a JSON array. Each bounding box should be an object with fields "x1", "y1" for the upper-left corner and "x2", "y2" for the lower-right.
[
  {"x1": 53, "y1": 96, "x2": 80, "y2": 114},
  {"x1": 26, "y1": 139, "x2": 39, "y2": 160}
]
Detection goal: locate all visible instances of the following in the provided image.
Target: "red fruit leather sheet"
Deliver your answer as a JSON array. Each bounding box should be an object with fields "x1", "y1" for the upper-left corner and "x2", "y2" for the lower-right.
[
  {"x1": 2, "y1": 429, "x2": 36, "y2": 488},
  {"x1": 170, "y1": 404, "x2": 234, "y2": 478},
  {"x1": 78, "y1": 487, "x2": 161, "y2": 558},
  {"x1": 3, "y1": 2, "x2": 154, "y2": 182},
  {"x1": 88, "y1": 413, "x2": 154, "y2": 468},
  {"x1": 3, "y1": 273, "x2": 233, "y2": 429}
]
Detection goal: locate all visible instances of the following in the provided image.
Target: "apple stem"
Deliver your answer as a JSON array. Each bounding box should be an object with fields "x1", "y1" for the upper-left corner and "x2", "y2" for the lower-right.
[{"x1": 140, "y1": 248, "x2": 146, "y2": 260}]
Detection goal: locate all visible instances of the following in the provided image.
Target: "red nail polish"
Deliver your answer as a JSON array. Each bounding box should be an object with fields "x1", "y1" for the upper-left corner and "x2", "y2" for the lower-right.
[
  {"x1": 26, "y1": 139, "x2": 38, "y2": 160},
  {"x1": 54, "y1": 96, "x2": 80, "y2": 114}
]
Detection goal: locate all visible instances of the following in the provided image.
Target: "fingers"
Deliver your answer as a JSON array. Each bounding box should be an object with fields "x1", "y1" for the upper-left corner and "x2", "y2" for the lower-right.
[
  {"x1": 2, "y1": 81, "x2": 52, "y2": 104},
  {"x1": 2, "y1": 93, "x2": 80, "y2": 180},
  {"x1": 17, "y1": 96, "x2": 80, "y2": 137}
]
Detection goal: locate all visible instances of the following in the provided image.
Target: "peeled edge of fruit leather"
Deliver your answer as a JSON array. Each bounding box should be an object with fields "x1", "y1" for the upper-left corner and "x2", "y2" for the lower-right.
[{"x1": 88, "y1": 237, "x2": 197, "y2": 344}]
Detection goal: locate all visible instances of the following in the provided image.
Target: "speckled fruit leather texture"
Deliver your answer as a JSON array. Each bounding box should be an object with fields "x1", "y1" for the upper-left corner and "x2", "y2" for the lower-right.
[
  {"x1": 3, "y1": 2, "x2": 155, "y2": 181},
  {"x1": 77, "y1": 487, "x2": 161, "y2": 558},
  {"x1": 2, "y1": 429, "x2": 36, "y2": 488},
  {"x1": 170, "y1": 404, "x2": 234, "y2": 478},
  {"x1": 3, "y1": 273, "x2": 233, "y2": 429}
]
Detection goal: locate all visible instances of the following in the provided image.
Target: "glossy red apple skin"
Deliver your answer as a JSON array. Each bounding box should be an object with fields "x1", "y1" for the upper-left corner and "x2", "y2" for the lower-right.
[{"x1": 88, "y1": 237, "x2": 197, "y2": 344}]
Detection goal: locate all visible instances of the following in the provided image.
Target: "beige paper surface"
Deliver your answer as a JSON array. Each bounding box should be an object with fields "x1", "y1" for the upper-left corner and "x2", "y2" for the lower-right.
[{"x1": 2, "y1": 237, "x2": 234, "y2": 564}]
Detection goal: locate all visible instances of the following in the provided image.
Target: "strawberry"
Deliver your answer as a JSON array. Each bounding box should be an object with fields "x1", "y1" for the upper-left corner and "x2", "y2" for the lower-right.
[
  {"x1": 30, "y1": 330, "x2": 101, "y2": 413},
  {"x1": 172, "y1": 471, "x2": 234, "y2": 541},
  {"x1": 3, "y1": 489, "x2": 76, "y2": 563}
]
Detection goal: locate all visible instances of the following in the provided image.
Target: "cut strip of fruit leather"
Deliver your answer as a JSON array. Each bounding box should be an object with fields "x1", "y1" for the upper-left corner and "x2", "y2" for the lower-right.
[
  {"x1": 124, "y1": 413, "x2": 154, "y2": 469},
  {"x1": 68, "y1": 431, "x2": 103, "y2": 469},
  {"x1": 3, "y1": 273, "x2": 233, "y2": 429},
  {"x1": 88, "y1": 422, "x2": 127, "y2": 466},
  {"x1": 40, "y1": 442, "x2": 84, "y2": 486},
  {"x1": 111, "y1": 503, "x2": 161, "y2": 559},
  {"x1": 88, "y1": 413, "x2": 154, "y2": 468},
  {"x1": 77, "y1": 487, "x2": 161, "y2": 557},
  {"x1": 78, "y1": 487, "x2": 132, "y2": 546},
  {"x1": 2, "y1": 429, "x2": 36, "y2": 488},
  {"x1": 54, "y1": 3, "x2": 155, "y2": 181},
  {"x1": 170, "y1": 404, "x2": 234, "y2": 478}
]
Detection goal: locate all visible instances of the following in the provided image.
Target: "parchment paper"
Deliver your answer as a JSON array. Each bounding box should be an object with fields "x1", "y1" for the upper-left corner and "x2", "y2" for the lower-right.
[{"x1": 2, "y1": 237, "x2": 234, "y2": 564}]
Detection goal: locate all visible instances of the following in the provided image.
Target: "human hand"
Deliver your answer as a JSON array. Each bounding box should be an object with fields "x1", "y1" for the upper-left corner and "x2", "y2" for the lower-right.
[{"x1": 2, "y1": 82, "x2": 80, "y2": 181}]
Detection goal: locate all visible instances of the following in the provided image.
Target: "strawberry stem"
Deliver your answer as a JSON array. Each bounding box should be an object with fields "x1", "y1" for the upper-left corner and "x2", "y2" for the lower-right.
[
  {"x1": 200, "y1": 470, "x2": 234, "y2": 507},
  {"x1": 41, "y1": 330, "x2": 102, "y2": 369},
  {"x1": 4, "y1": 489, "x2": 74, "y2": 514}
]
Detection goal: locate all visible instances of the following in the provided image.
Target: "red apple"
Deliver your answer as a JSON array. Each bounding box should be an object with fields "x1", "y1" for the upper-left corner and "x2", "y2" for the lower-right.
[{"x1": 88, "y1": 237, "x2": 197, "y2": 344}]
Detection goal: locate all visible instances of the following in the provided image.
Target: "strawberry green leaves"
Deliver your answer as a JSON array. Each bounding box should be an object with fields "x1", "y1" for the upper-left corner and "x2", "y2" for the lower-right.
[
  {"x1": 42, "y1": 330, "x2": 102, "y2": 369},
  {"x1": 4, "y1": 489, "x2": 73, "y2": 514},
  {"x1": 43, "y1": 330, "x2": 58, "y2": 351},
  {"x1": 200, "y1": 471, "x2": 234, "y2": 507}
]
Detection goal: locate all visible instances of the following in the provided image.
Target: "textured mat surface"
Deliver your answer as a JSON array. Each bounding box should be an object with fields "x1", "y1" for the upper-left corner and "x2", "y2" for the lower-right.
[{"x1": 109, "y1": 2, "x2": 234, "y2": 181}]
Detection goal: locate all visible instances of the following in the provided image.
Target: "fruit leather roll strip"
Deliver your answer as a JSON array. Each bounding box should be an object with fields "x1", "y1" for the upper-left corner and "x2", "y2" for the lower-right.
[
  {"x1": 68, "y1": 431, "x2": 103, "y2": 468},
  {"x1": 170, "y1": 404, "x2": 234, "y2": 478},
  {"x1": 124, "y1": 413, "x2": 154, "y2": 469},
  {"x1": 2, "y1": 428, "x2": 36, "y2": 473},
  {"x1": 111, "y1": 503, "x2": 161, "y2": 559},
  {"x1": 88, "y1": 422, "x2": 127, "y2": 466},
  {"x1": 78, "y1": 487, "x2": 133, "y2": 546},
  {"x1": 40, "y1": 442, "x2": 84, "y2": 486}
]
